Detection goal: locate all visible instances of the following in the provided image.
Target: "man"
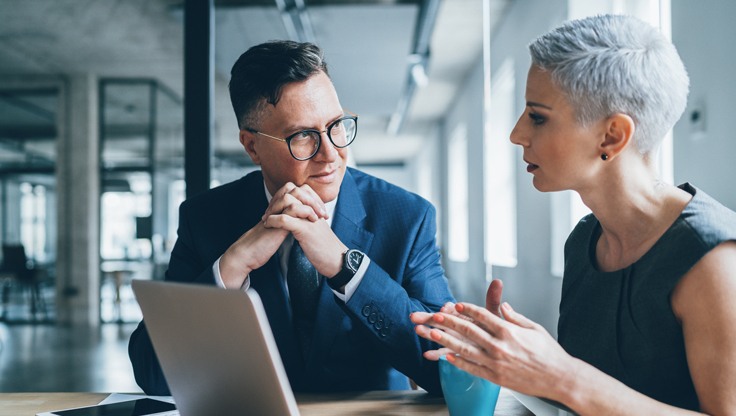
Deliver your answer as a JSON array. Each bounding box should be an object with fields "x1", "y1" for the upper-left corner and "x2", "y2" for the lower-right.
[{"x1": 129, "y1": 40, "x2": 454, "y2": 395}]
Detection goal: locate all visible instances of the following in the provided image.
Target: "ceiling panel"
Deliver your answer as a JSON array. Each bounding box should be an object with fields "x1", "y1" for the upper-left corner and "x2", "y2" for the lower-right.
[
  {"x1": 0, "y1": 0, "x2": 512, "y2": 165},
  {"x1": 311, "y1": 4, "x2": 417, "y2": 117},
  {"x1": 214, "y1": 7, "x2": 290, "y2": 81}
]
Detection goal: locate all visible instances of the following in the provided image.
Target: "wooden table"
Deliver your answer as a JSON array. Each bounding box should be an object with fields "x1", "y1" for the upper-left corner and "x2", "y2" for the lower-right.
[{"x1": 0, "y1": 389, "x2": 533, "y2": 415}]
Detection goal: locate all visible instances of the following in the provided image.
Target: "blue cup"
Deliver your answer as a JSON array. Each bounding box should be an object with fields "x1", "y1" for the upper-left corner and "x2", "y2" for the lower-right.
[{"x1": 439, "y1": 355, "x2": 501, "y2": 416}]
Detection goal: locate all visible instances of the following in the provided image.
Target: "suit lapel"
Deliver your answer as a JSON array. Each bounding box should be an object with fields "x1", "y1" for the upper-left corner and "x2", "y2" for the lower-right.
[
  {"x1": 331, "y1": 169, "x2": 371, "y2": 248},
  {"x1": 305, "y1": 169, "x2": 374, "y2": 370}
]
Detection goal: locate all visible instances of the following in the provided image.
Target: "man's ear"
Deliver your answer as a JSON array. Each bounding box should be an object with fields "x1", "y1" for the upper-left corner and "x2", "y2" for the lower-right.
[
  {"x1": 240, "y1": 129, "x2": 261, "y2": 165},
  {"x1": 600, "y1": 113, "x2": 635, "y2": 160}
]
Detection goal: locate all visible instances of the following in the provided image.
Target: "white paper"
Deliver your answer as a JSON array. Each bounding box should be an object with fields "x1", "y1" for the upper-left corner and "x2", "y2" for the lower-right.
[
  {"x1": 510, "y1": 390, "x2": 574, "y2": 416},
  {"x1": 98, "y1": 393, "x2": 175, "y2": 405}
]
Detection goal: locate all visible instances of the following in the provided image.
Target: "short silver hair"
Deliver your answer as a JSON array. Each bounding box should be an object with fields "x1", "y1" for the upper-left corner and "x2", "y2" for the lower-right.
[{"x1": 529, "y1": 14, "x2": 689, "y2": 155}]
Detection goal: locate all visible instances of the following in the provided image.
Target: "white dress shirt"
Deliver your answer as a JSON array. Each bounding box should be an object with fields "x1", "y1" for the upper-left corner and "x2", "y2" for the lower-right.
[{"x1": 212, "y1": 181, "x2": 369, "y2": 302}]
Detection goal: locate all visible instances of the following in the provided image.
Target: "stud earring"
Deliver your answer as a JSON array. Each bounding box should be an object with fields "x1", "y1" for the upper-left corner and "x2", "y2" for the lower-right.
[{"x1": 601, "y1": 153, "x2": 609, "y2": 161}]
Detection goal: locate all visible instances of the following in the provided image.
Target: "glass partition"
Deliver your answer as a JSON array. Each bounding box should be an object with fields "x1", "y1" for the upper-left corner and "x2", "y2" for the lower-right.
[
  {"x1": 0, "y1": 88, "x2": 59, "y2": 322},
  {"x1": 99, "y1": 79, "x2": 183, "y2": 323}
]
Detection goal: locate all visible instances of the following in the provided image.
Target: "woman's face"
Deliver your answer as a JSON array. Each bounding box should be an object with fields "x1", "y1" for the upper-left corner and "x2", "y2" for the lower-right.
[{"x1": 510, "y1": 65, "x2": 605, "y2": 193}]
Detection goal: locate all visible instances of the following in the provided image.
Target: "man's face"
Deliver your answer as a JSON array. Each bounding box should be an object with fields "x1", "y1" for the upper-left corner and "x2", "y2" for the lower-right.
[{"x1": 240, "y1": 71, "x2": 349, "y2": 203}]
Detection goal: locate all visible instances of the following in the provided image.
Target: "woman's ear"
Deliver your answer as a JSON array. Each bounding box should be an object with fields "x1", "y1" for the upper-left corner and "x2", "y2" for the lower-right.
[
  {"x1": 240, "y1": 129, "x2": 261, "y2": 165},
  {"x1": 600, "y1": 113, "x2": 635, "y2": 160}
]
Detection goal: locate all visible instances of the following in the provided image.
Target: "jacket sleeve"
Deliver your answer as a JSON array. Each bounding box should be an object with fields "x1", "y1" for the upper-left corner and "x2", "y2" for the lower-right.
[
  {"x1": 128, "y1": 201, "x2": 216, "y2": 395},
  {"x1": 128, "y1": 321, "x2": 169, "y2": 395},
  {"x1": 340, "y1": 203, "x2": 454, "y2": 395}
]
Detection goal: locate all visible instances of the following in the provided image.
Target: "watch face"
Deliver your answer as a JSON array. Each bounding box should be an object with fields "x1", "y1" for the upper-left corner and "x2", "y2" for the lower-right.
[{"x1": 347, "y1": 250, "x2": 363, "y2": 271}]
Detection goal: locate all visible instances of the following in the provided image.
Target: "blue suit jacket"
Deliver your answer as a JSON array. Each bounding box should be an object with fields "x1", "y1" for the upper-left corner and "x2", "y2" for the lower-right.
[{"x1": 129, "y1": 168, "x2": 454, "y2": 395}]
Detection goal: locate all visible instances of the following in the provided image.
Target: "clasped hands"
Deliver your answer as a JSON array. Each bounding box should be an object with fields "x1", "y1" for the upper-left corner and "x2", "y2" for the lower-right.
[
  {"x1": 411, "y1": 280, "x2": 576, "y2": 402},
  {"x1": 219, "y1": 182, "x2": 347, "y2": 289}
]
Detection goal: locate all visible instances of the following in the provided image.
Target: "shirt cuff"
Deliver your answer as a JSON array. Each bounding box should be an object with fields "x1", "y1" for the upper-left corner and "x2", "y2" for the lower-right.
[
  {"x1": 213, "y1": 256, "x2": 250, "y2": 291},
  {"x1": 331, "y1": 256, "x2": 370, "y2": 302}
]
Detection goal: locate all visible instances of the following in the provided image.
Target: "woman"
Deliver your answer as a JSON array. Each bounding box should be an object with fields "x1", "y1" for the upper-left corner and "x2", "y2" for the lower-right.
[{"x1": 412, "y1": 14, "x2": 736, "y2": 415}]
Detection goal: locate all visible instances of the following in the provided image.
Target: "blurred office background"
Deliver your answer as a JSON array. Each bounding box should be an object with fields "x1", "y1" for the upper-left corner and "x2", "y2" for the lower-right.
[{"x1": 0, "y1": 0, "x2": 732, "y2": 392}]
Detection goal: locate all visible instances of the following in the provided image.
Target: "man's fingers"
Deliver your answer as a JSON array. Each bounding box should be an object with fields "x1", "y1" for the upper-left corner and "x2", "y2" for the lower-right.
[
  {"x1": 264, "y1": 192, "x2": 301, "y2": 219},
  {"x1": 281, "y1": 203, "x2": 321, "y2": 222},
  {"x1": 293, "y1": 184, "x2": 328, "y2": 219},
  {"x1": 286, "y1": 185, "x2": 327, "y2": 219},
  {"x1": 262, "y1": 214, "x2": 302, "y2": 232},
  {"x1": 265, "y1": 182, "x2": 327, "y2": 221},
  {"x1": 265, "y1": 193, "x2": 322, "y2": 222},
  {"x1": 272, "y1": 182, "x2": 297, "y2": 202}
]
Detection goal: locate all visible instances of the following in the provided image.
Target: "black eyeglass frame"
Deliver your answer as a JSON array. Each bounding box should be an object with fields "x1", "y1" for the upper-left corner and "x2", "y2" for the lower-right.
[{"x1": 245, "y1": 113, "x2": 359, "y2": 161}]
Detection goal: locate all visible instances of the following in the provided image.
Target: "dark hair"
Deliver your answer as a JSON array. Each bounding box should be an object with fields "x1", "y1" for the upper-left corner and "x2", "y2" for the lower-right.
[{"x1": 228, "y1": 40, "x2": 329, "y2": 129}]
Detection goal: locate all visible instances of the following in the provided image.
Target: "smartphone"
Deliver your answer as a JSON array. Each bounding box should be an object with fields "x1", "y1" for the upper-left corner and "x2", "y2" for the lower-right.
[{"x1": 48, "y1": 398, "x2": 177, "y2": 416}]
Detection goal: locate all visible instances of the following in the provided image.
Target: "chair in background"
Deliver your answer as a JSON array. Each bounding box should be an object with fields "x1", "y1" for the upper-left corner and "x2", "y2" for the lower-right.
[{"x1": 0, "y1": 244, "x2": 48, "y2": 320}]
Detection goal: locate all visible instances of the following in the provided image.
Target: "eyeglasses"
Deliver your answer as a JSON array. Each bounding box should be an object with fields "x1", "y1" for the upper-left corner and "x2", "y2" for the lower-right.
[{"x1": 246, "y1": 113, "x2": 358, "y2": 161}]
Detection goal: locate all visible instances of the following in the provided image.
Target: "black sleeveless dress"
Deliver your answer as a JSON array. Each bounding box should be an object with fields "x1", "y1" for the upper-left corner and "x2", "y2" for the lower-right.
[{"x1": 558, "y1": 183, "x2": 736, "y2": 410}]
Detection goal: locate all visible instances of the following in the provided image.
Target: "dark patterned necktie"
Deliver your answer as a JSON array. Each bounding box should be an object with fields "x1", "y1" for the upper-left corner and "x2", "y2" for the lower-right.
[{"x1": 287, "y1": 240, "x2": 320, "y2": 356}]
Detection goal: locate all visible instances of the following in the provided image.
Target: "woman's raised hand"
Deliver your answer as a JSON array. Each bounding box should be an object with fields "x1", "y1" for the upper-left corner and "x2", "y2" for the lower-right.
[
  {"x1": 410, "y1": 279, "x2": 505, "y2": 360},
  {"x1": 413, "y1": 282, "x2": 577, "y2": 402}
]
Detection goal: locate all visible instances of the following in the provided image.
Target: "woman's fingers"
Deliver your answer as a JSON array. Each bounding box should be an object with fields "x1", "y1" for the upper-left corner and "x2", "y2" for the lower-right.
[
  {"x1": 418, "y1": 313, "x2": 500, "y2": 361},
  {"x1": 414, "y1": 321, "x2": 469, "y2": 351},
  {"x1": 414, "y1": 321, "x2": 434, "y2": 338},
  {"x1": 455, "y1": 302, "x2": 506, "y2": 335},
  {"x1": 416, "y1": 302, "x2": 567, "y2": 400},
  {"x1": 410, "y1": 311, "x2": 434, "y2": 324},
  {"x1": 441, "y1": 301, "x2": 476, "y2": 322},
  {"x1": 486, "y1": 279, "x2": 504, "y2": 317},
  {"x1": 413, "y1": 311, "x2": 473, "y2": 341},
  {"x1": 500, "y1": 302, "x2": 537, "y2": 329},
  {"x1": 440, "y1": 302, "x2": 456, "y2": 313},
  {"x1": 446, "y1": 353, "x2": 499, "y2": 383},
  {"x1": 423, "y1": 347, "x2": 454, "y2": 361},
  {"x1": 425, "y1": 326, "x2": 490, "y2": 363}
]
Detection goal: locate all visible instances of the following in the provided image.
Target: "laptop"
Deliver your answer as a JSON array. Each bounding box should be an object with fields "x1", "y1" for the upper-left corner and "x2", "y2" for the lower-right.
[{"x1": 131, "y1": 280, "x2": 300, "y2": 416}]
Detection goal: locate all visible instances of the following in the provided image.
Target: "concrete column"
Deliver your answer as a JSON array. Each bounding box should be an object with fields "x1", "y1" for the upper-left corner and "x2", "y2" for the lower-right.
[{"x1": 56, "y1": 74, "x2": 100, "y2": 326}]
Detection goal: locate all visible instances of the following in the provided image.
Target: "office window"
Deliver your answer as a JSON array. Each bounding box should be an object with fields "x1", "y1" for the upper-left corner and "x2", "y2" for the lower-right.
[
  {"x1": 484, "y1": 59, "x2": 517, "y2": 268},
  {"x1": 447, "y1": 124, "x2": 469, "y2": 262},
  {"x1": 19, "y1": 183, "x2": 46, "y2": 262},
  {"x1": 100, "y1": 175, "x2": 152, "y2": 260}
]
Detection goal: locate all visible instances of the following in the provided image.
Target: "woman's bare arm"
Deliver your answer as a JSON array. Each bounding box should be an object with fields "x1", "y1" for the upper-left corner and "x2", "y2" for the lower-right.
[{"x1": 412, "y1": 244, "x2": 736, "y2": 416}]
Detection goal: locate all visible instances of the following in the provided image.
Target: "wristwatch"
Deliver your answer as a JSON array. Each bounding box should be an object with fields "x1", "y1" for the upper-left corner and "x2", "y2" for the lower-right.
[{"x1": 328, "y1": 249, "x2": 365, "y2": 290}]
